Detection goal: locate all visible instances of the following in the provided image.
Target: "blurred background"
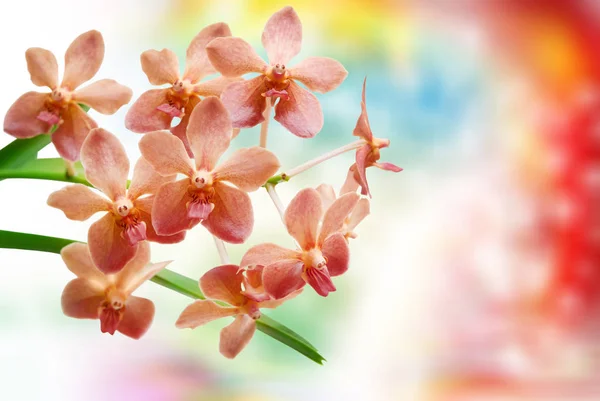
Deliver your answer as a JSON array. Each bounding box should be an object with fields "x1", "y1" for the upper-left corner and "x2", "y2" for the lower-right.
[{"x1": 1, "y1": 0, "x2": 600, "y2": 399}]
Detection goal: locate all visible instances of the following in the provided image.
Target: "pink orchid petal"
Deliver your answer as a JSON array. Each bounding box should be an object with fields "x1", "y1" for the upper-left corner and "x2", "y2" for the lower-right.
[
  {"x1": 156, "y1": 103, "x2": 183, "y2": 118},
  {"x1": 315, "y1": 183, "x2": 336, "y2": 211},
  {"x1": 199, "y1": 264, "x2": 245, "y2": 306},
  {"x1": 128, "y1": 157, "x2": 176, "y2": 200},
  {"x1": 262, "y1": 6, "x2": 302, "y2": 65},
  {"x1": 220, "y1": 76, "x2": 267, "y2": 128},
  {"x1": 305, "y1": 266, "x2": 336, "y2": 297},
  {"x1": 318, "y1": 192, "x2": 359, "y2": 245},
  {"x1": 80, "y1": 128, "x2": 129, "y2": 200},
  {"x1": 274, "y1": 81, "x2": 323, "y2": 138},
  {"x1": 321, "y1": 233, "x2": 350, "y2": 277},
  {"x1": 138, "y1": 130, "x2": 195, "y2": 177},
  {"x1": 125, "y1": 89, "x2": 173, "y2": 133},
  {"x1": 187, "y1": 201, "x2": 214, "y2": 220},
  {"x1": 122, "y1": 221, "x2": 147, "y2": 246},
  {"x1": 140, "y1": 48, "x2": 180, "y2": 86},
  {"x1": 183, "y1": 22, "x2": 232, "y2": 82},
  {"x1": 355, "y1": 145, "x2": 372, "y2": 197},
  {"x1": 206, "y1": 37, "x2": 267, "y2": 77},
  {"x1": 47, "y1": 184, "x2": 111, "y2": 221},
  {"x1": 88, "y1": 213, "x2": 138, "y2": 274},
  {"x1": 25, "y1": 47, "x2": 58, "y2": 88},
  {"x1": 219, "y1": 314, "x2": 256, "y2": 359},
  {"x1": 60, "y1": 242, "x2": 109, "y2": 285},
  {"x1": 61, "y1": 30, "x2": 104, "y2": 90},
  {"x1": 170, "y1": 96, "x2": 200, "y2": 158},
  {"x1": 175, "y1": 300, "x2": 238, "y2": 329},
  {"x1": 61, "y1": 278, "x2": 104, "y2": 319},
  {"x1": 117, "y1": 296, "x2": 155, "y2": 339},
  {"x1": 151, "y1": 179, "x2": 200, "y2": 236},
  {"x1": 347, "y1": 198, "x2": 370, "y2": 232},
  {"x1": 284, "y1": 188, "x2": 322, "y2": 250},
  {"x1": 3, "y1": 91, "x2": 51, "y2": 139},
  {"x1": 375, "y1": 162, "x2": 403, "y2": 172},
  {"x1": 73, "y1": 79, "x2": 132, "y2": 115},
  {"x1": 186, "y1": 96, "x2": 232, "y2": 171},
  {"x1": 241, "y1": 243, "x2": 301, "y2": 268},
  {"x1": 99, "y1": 306, "x2": 121, "y2": 335},
  {"x1": 353, "y1": 78, "x2": 373, "y2": 142},
  {"x1": 135, "y1": 196, "x2": 187, "y2": 244},
  {"x1": 51, "y1": 103, "x2": 98, "y2": 162},
  {"x1": 202, "y1": 181, "x2": 253, "y2": 244},
  {"x1": 290, "y1": 57, "x2": 347, "y2": 93},
  {"x1": 193, "y1": 76, "x2": 241, "y2": 97},
  {"x1": 259, "y1": 288, "x2": 303, "y2": 309},
  {"x1": 340, "y1": 166, "x2": 360, "y2": 194},
  {"x1": 213, "y1": 146, "x2": 280, "y2": 192},
  {"x1": 263, "y1": 259, "x2": 306, "y2": 299}
]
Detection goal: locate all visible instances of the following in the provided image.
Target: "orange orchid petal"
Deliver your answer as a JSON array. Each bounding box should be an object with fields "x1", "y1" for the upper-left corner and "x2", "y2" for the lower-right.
[
  {"x1": 113, "y1": 241, "x2": 151, "y2": 293},
  {"x1": 241, "y1": 243, "x2": 301, "y2": 268},
  {"x1": 219, "y1": 314, "x2": 256, "y2": 359},
  {"x1": 202, "y1": 181, "x2": 253, "y2": 244},
  {"x1": 128, "y1": 158, "x2": 175, "y2": 200},
  {"x1": 262, "y1": 6, "x2": 302, "y2": 65},
  {"x1": 175, "y1": 300, "x2": 239, "y2": 329},
  {"x1": 318, "y1": 192, "x2": 359, "y2": 245},
  {"x1": 80, "y1": 128, "x2": 129, "y2": 201},
  {"x1": 290, "y1": 57, "x2": 347, "y2": 94},
  {"x1": 3, "y1": 91, "x2": 50, "y2": 139},
  {"x1": 274, "y1": 80, "x2": 323, "y2": 138},
  {"x1": 125, "y1": 89, "x2": 173, "y2": 133},
  {"x1": 347, "y1": 198, "x2": 370, "y2": 232},
  {"x1": 206, "y1": 37, "x2": 267, "y2": 77},
  {"x1": 193, "y1": 76, "x2": 240, "y2": 97},
  {"x1": 315, "y1": 184, "x2": 336, "y2": 211},
  {"x1": 25, "y1": 47, "x2": 58, "y2": 89},
  {"x1": 220, "y1": 76, "x2": 267, "y2": 129},
  {"x1": 60, "y1": 242, "x2": 109, "y2": 285},
  {"x1": 47, "y1": 184, "x2": 111, "y2": 221},
  {"x1": 340, "y1": 166, "x2": 360, "y2": 195},
  {"x1": 213, "y1": 147, "x2": 280, "y2": 192},
  {"x1": 262, "y1": 259, "x2": 306, "y2": 299},
  {"x1": 73, "y1": 79, "x2": 132, "y2": 115},
  {"x1": 170, "y1": 96, "x2": 200, "y2": 158},
  {"x1": 186, "y1": 96, "x2": 232, "y2": 171},
  {"x1": 139, "y1": 130, "x2": 195, "y2": 177},
  {"x1": 140, "y1": 48, "x2": 180, "y2": 86},
  {"x1": 183, "y1": 22, "x2": 232, "y2": 83},
  {"x1": 353, "y1": 77, "x2": 374, "y2": 142},
  {"x1": 61, "y1": 278, "x2": 104, "y2": 319},
  {"x1": 200, "y1": 264, "x2": 245, "y2": 306},
  {"x1": 151, "y1": 179, "x2": 199, "y2": 236},
  {"x1": 51, "y1": 103, "x2": 98, "y2": 162},
  {"x1": 61, "y1": 30, "x2": 104, "y2": 90},
  {"x1": 355, "y1": 144, "x2": 372, "y2": 197},
  {"x1": 117, "y1": 296, "x2": 155, "y2": 339},
  {"x1": 321, "y1": 233, "x2": 349, "y2": 277},
  {"x1": 135, "y1": 196, "x2": 187, "y2": 244},
  {"x1": 259, "y1": 288, "x2": 303, "y2": 309},
  {"x1": 284, "y1": 188, "x2": 322, "y2": 250},
  {"x1": 88, "y1": 213, "x2": 137, "y2": 274}
]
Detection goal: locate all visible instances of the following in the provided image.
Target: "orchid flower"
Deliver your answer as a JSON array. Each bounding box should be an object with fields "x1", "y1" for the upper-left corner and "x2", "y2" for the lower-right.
[
  {"x1": 176, "y1": 264, "x2": 301, "y2": 358},
  {"x1": 343, "y1": 78, "x2": 402, "y2": 197},
  {"x1": 3, "y1": 30, "x2": 132, "y2": 161},
  {"x1": 241, "y1": 188, "x2": 359, "y2": 298},
  {"x1": 139, "y1": 97, "x2": 280, "y2": 243},
  {"x1": 61, "y1": 242, "x2": 169, "y2": 339},
  {"x1": 206, "y1": 6, "x2": 347, "y2": 138},
  {"x1": 48, "y1": 128, "x2": 184, "y2": 274},
  {"x1": 316, "y1": 183, "x2": 370, "y2": 240},
  {"x1": 125, "y1": 23, "x2": 238, "y2": 152}
]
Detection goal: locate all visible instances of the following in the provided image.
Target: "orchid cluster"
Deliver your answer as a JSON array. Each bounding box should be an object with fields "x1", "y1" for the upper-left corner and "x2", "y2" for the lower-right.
[{"x1": 1, "y1": 6, "x2": 400, "y2": 360}]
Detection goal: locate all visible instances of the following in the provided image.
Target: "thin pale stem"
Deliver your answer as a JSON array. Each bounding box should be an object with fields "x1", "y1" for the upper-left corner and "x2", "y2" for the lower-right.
[
  {"x1": 64, "y1": 160, "x2": 76, "y2": 178},
  {"x1": 284, "y1": 139, "x2": 365, "y2": 179},
  {"x1": 265, "y1": 183, "x2": 286, "y2": 222},
  {"x1": 259, "y1": 98, "x2": 272, "y2": 148},
  {"x1": 212, "y1": 236, "x2": 230, "y2": 264}
]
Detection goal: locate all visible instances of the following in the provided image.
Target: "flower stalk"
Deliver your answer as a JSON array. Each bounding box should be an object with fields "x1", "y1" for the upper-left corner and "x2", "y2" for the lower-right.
[
  {"x1": 259, "y1": 98, "x2": 272, "y2": 148},
  {"x1": 213, "y1": 235, "x2": 230, "y2": 264}
]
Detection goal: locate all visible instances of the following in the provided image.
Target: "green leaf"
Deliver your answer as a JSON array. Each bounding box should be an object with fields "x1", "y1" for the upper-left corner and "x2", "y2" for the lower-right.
[
  {"x1": 0, "y1": 158, "x2": 90, "y2": 185},
  {"x1": 0, "y1": 230, "x2": 326, "y2": 364}
]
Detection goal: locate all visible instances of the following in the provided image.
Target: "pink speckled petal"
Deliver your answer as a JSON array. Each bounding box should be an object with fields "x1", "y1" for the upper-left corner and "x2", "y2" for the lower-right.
[
  {"x1": 170, "y1": 96, "x2": 200, "y2": 157},
  {"x1": 88, "y1": 213, "x2": 137, "y2": 274},
  {"x1": 193, "y1": 76, "x2": 241, "y2": 97},
  {"x1": 183, "y1": 22, "x2": 232, "y2": 82},
  {"x1": 284, "y1": 188, "x2": 322, "y2": 250},
  {"x1": 220, "y1": 314, "x2": 256, "y2": 359},
  {"x1": 202, "y1": 181, "x2": 253, "y2": 244},
  {"x1": 3, "y1": 92, "x2": 51, "y2": 139},
  {"x1": 321, "y1": 233, "x2": 349, "y2": 277},
  {"x1": 213, "y1": 147, "x2": 280, "y2": 192},
  {"x1": 176, "y1": 300, "x2": 239, "y2": 329},
  {"x1": 315, "y1": 184, "x2": 336, "y2": 211},
  {"x1": 125, "y1": 89, "x2": 173, "y2": 133},
  {"x1": 375, "y1": 162, "x2": 403, "y2": 172},
  {"x1": 61, "y1": 30, "x2": 104, "y2": 90},
  {"x1": 51, "y1": 104, "x2": 98, "y2": 162},
  {"x1": 25, "y1": 48, "x2": 58, "y2": 88},
  {"x1": 151, "y1": 179, "x2": 199, "y2": 235},
  {"x1": 274, "y1": 81, "x2": 323, "y2": 138},
  {"x1": 60, "y1": 242, "x2": 109, "y2": 285},
  {"x1": 61, "y1": 278, "x2": 104, "y2": 319},
  {"x1": 220, "y1": 76, "x2": 267, "y2": 129},
  {"x1": 73, "y1": 79, "x2": 132, "y2": 115},
  {"x1": 47, "y1": 184, "x2": 110, "y2": 221},
  {"x1": 262, "y1": 6, "x2": 302, "y2": 65},
  {"x1": 139, "y1": 130, "x2": 195, "y2": 177},
  {"x1": 135, "y1": 196, "x2": 187, "y2": 244},
  {"x1": 200, "y1": 264, "x2": 245, "y2": 306},
  {"x1": 140, "y1": 48, "x2": 180, "y2": 85},
  {"x1": 353, "y1": 77, "x2": 373, "y2": 142},
  {"x1": 240, "y1": 243, "x2": 301, "y2": 269},
  {"x1": 347, "y1": 198, "x2": 370, "y2": 232},
  {"x1": 263, "y1": 259, "x2": 305, "y2": 299},
  {"x1": 355, "y1": 145, "x2": 372, "y2": 197},
  {"x1": 305, "y1": 266, "x2": 336, "y2": 297},
  {"x1": 117, "y1": 296, "x2": 155, "y2": 339},
  {"x1": 128, "y1": 157, "x2": 176, "y2": 200},
  {"x1": 259, "y1": 288, "x2": 303, "y2": 309},
  {"x1": 290, "y1": 57, "x2": 347, "y2": 93},
  {"x1": 206, "y1": 37, "x2": 267, "y2": 77},
  {"x1": 318, "y1": 192, "x2": 359, "y2": 245},
  {"x1": 340, "y1": 166, "x2": 360, "y2": 195},
  {"x1": 112, "y1": 241, "x2": 150, "y2": 291}
]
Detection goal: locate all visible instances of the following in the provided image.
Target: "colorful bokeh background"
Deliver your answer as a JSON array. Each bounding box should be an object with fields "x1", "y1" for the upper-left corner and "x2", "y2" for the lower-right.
[{"x1": 1, "y1": 0, "x2": 600, "y2": 400}]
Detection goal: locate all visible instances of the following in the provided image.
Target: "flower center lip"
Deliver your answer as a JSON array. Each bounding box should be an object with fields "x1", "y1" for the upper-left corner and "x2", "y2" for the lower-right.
[
  {"x1": 267, "y1": 64, "x2": 289, "y2": 84},
  {"x1": 172, "y1": 79, "x2": 193, "y2": 95},
  {"x1": 303, "y1": 248, "x2": 327, "y2": 270},
  {"x1": 50, "y1": 88, "x2": 72, "y2": 104},
  {"x1": 193, "y1": 170, "x2": 213, "y2": 189},
  {"x1": 114, "y1": 198, "x2": 134, "y2": 217}
]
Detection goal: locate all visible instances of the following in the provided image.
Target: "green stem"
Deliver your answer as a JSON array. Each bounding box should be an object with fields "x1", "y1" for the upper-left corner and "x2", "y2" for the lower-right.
[
  {"x1": 0, "y1": 158, "x2": 90, "y2": 186},
  {"x1": 0, "y1": 135, "x2": 52, "y2": 169}
]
